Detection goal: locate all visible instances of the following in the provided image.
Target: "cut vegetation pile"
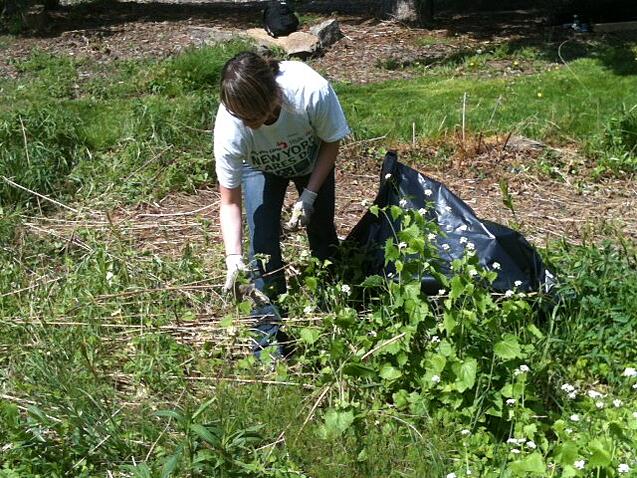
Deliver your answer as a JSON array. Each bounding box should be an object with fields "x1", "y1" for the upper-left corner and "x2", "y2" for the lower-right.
[{"x1": 1, "y1": 11, "x2": 637, "y2": 478}]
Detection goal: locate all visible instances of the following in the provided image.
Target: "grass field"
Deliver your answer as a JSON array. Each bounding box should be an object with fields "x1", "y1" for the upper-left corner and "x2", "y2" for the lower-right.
[{"x1": 1, "y1": 26, "x2": 637, "y2": 478}]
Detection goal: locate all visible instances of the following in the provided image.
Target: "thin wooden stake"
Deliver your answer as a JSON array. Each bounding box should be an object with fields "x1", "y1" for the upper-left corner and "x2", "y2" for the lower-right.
[{"x1": 1, "y1": 176, "x2": 79, "y2": 214}]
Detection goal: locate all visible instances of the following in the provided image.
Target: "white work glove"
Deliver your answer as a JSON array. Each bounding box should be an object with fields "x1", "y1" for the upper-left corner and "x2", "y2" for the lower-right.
[
  {"x1": 223, "y1": 254, "x2": 247, "y2": 294},
  {"x1": 287, "y1": 188, "x2": 318, "y2": 231}
]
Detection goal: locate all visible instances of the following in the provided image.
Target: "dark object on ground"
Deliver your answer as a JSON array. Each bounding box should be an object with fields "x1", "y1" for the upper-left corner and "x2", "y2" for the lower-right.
[
  {"x1": 346, "y1": 151, "x2": 555, "y2": 295},
  {"x1": 263, "y1": 0, "x2": 299, "y2": 38}
]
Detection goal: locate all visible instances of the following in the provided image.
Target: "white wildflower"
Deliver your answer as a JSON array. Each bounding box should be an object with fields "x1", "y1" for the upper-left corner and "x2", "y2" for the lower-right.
[
  {"x1": 506, "y1": 398, "x2": 516, "y2": 406},
  {"x1": 633, "y1": 383, "x2": 637, "y2": 389},
  {"x1": 441, "y1": 244, "x2": 450, "y2": 251},
  {"x1": 568, "y1": 391, "x2": 577, "y2": 400},
  {"x1": 561, "y1": 383, "x2": 576, "y2": 393},
  {"x1": 437, "y1": 289, "x2": 446, "y2": 296},
  {"x1": 526, "y1": 440, "x2": 537, "y2": 449},
  {"x1": 418, "y1": 208, "x2": 427, "y2": 216},
  {"x1": 623, "y1": 367, "x2": 637, "y2": 377},
  {"x1": 469, "y1": 269, "x2": 478, "y2": 277},
  {"x1": 507, "y1": 438, "x2": 523, "y2": 445},
  {"x1": 613, "y1": 399, "x2": 623, "y2": 408},
  {"x1": 446, "y1": 473, "x2": 456, "y2": 478},
  {"x1": 384, "y1": 173, "x2": 392, "y2": 180},
  {"x1": 341, "y1": 284, "x2": 351, "y2": 296},
  {"x1": 466, "y1": 470, "x2": 473, "y2": 476},
  {"x1": 587, "y1": 390, "x2": 603, "y2": 399},
  {"x1": 574, "y1": 460, "x2": 585, "y2": 470},
  {"x1": 514, "y1": 280, "x2": 523, "y2": 287},
  {"x1": 460, "y1": 237, "x2": 468, "y2": 244},
  {"x1": 565, "y1": 428, "x2": 573, "y2": 434},
  {"x1": 466, "y1": 242, "x2": 476, "y2": 251},
  {"x1": 459, "y1": 224, "x2": 468, "y2": 231},
  {"x1": 519, "y1": 364, "x2": 530, "y2": 373},
  {"x1": 504, "y1": 290, "x2": 514, "y2": 298},
  {"x1": 431, "y1": 375, "x2": 441, "y2": 384},
  {"x1": 492, "y1": 261, "x2": 501, "y2": 270},
  {"x1": 427, "y1": 232, "x2": 437, "y2": 241},
  {"x1": 431, "y1": 335, "x2": 441, "y2": 343},
  {"x1": 511, "y1": 448, "x2": 521, "y2": 454},
  {"x1": 399, "y1": 199, "x2": 408, "y2": 208},
  {"x1": 460, "y1": 429, "x2": 471, "y2": 436},
  {"x1": 425, "y1": 189, "x2": 433, "y2": 197},
  {"x1": 368, "y1": 330, "x2": 377, "y2": 338},
  {"x1": 618, "y1": 464, "x2": 630, "y2": 474},
  {"x1": 398, "y1": 241, "x2": 407, "y2": 249},
  {"x1": 303, "y1": 305, "x2": 314, "y2": 314},
  {"x1": 570, "y1": 414, "x2": 580, "y2": 422},
  {"x1": 596, "y1": 401, "x2": 604, "y2": 409}
]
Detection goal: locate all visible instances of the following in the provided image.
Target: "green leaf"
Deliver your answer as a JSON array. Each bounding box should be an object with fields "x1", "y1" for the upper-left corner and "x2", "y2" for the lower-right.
[
  {"x1": 343, "y1": 362, "x2": 376, "y2": 379},
  {"x1": 155, "y1": 409, "x2": 183, "y2": 421},
  {"x1": 427, "y1": 353, "x2": 447, "y2": 373},
  {"x1": 320, "y1": 409, "x2": 355, "y2": 439},
  {"x1": 299, "y1": 328, "x2": 321, "y2": 345},
  {"x1": 220, "y1": 314, "x2": 234, "y2": 328},
  {"x1": 161, "y1": 449, "x2": 182, "y2": 478},
  {"x1": 190, "y1": 424, "x2": 221, "y2": 446},
  {"x1": 449, "y1": 276, "x2": 465, "y2": 301},
  {"x1": 588, "y1": 439, "x2": 612, "y2": 467},
  {"x1": 527, "y1": 323, "x2": 544, "y2": 339},
  {"x1": 508, "y1": 452, "x2": 546, "y2": 475},
  {"x1": 305, "y1": 276, "x2": 318, "y2": 291},
  {"x1": 369, "y1": 205, "x2": 379, "y2": 217},
  {"x1": 361, "y1": 275, "x2": 384, "y2": 288},
  {"x1": 442, "y1": 310, "x2": 457, "y2": 334},
  {"x1": 454, "y1": 358, "x2": 477, "y2": 392},
  {"x1": 494, "y1": 334, "x2": 522, "y2": 360},
  {"x1": 379, "y1": 363, "x2": 402, "y2": 381},
  {"x1": 192, "y1": 397, "x2": 216, "y2": 420},
  {"x1": 554, "y1": 441, "x2": 578, "y2": 465}
]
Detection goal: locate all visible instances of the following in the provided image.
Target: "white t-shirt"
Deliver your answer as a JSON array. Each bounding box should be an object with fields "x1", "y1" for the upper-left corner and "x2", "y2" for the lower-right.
[{"x1": 213, "y1": 61, "x2": 350, "y2": 189}]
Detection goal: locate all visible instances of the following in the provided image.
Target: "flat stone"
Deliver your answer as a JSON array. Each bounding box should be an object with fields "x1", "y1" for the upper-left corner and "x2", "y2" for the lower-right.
[{"x1": 246, "y1": 28, "x2": 320, "y2": 58}]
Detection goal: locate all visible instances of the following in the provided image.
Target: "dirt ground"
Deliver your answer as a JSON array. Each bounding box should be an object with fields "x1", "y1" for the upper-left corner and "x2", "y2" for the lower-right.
[{"x1": 4, "y1": 4, "x2": 637, "y2": 256}]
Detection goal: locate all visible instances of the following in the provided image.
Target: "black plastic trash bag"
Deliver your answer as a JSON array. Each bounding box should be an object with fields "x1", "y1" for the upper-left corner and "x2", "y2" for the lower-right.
[
  {"x1": 346, "y1": 151, "x2": 555, "y2": 295},
  {"x1": 263, "y1": 0, "x2": 299, "y2": 38}
]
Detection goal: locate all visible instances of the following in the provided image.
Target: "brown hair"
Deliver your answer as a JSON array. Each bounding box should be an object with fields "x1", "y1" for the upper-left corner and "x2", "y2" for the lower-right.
[{"x1": 220, "y1": 52, "x2": 281, "y2": 121}]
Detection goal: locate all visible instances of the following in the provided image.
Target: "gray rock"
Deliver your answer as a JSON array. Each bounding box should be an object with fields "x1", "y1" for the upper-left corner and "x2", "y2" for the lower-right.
[
  {"x1": 309, "y1": 19, "x2": 343, "y2": 48},
  {"x1": 189, "y1": 27, "x2": 245, "y2": 46},
  {"x1": 506, "y1": 135, "x2": 547, "y2": 152}
]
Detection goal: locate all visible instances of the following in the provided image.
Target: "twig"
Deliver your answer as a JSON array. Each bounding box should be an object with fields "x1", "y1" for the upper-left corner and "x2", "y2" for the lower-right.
[
  {"x1": 0, "y1": 276, "x2": 62, "y2": 298},
  {"x1": 138, "y1": 203, "x2": 216, "y2": 218},
  {"x1": 361, "y1": 332, "x2": 406, "y2": 361},
  {"x1": 296, "y1": 384, "x2": 331, "y2": 441},
  {"x1": 1, "y1": 176, "x2": 79, "y2": 214},
  {"x1": 462, "y1": 91, "x2": 467, "y2": 143},
  {"x1": 145, "y1": 388, "x2": 187, "y2": 461}
]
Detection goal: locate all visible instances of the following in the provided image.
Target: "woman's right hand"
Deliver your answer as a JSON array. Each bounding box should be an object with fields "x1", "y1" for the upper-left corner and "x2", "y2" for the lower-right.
[{"x1": 224, "y1": 254, "x2": 247, "y2": 294}]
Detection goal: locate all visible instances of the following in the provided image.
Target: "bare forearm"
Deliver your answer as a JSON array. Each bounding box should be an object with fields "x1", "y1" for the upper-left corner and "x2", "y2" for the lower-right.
[
  {"x1": 219, "y1": 186, "x2": 243, "y2": 256},
  {"x1": 307, "y1": 140, "x2": 339, "y2": 193}
]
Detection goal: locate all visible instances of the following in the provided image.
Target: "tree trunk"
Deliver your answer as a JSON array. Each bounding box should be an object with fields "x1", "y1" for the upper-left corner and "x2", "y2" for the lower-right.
[{"x1": 378, "y1": 0, "x2": 434, "y2": 23}]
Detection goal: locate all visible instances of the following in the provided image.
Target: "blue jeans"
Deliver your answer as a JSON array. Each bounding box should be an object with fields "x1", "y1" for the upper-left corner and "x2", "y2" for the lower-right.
[{"x1": 242, "y1": 164, "x2": 339, "y2": 298}]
